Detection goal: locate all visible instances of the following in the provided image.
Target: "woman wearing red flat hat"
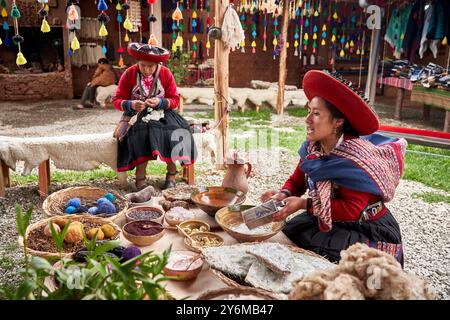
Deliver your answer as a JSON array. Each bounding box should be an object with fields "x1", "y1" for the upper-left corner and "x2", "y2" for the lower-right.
[
  {"x1": 113, "y1": 43, "x2": 196, "y2": 190},
  {"x1": 261, "y1": 70, "x2": 406, "y2": 266}
]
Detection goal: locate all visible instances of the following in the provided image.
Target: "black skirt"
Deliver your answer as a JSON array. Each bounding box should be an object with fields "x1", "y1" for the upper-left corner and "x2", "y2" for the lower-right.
[
  {"x1": 117, "y1": 109, "x2": 197, "y2": 171},
  {"x1": 283, "y1": 210, "x2": 404, "y2": 266}
]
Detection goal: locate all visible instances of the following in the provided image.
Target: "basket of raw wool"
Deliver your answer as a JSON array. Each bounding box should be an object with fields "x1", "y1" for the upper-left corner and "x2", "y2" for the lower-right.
[
  {"x1": 197, "y1": 287, "x2": 279, "y2": 300},
  {"x1": 43, "y1": 186, "x2": 128, "y2": 223},
  {"x1": 19, "y1": 215, "x2": 121, "y2": 261}
]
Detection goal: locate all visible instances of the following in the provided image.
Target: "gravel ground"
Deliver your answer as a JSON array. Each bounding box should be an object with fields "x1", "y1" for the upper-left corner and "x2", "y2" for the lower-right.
[{"x1": 0, "y1": 101, "x2": 449, "y2": 299}]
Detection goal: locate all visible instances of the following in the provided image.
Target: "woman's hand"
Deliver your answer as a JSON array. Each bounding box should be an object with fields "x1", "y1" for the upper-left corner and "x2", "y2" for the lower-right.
[
  {"x1": 272, "y1": 197, "x2": 306, "y2": 221},
  {"x1": 145, "y1": 97, "x2": 161, "y2": 108},
  {"x1": 131, "y1": 100, "x2": 147, "y2": 112},
  {"x1": 260, "y1": 189, "x2": 287, "y2": 203}
]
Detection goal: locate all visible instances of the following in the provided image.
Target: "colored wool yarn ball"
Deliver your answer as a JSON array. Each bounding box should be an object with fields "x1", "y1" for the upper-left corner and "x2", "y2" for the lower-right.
[
  {"x1": 104, "y1": 193, "x2": 115, "y2": 202},
  {"x1": 122, "y1": 246, "x2": 142, "y2": 261},
  {"x1": 67, "y1": 198, "x2": 81, "y2": 208},
  {"x1": 97, "y1": 197, "x2": 109, "y2": 205},
  {"x1": 88, "y1": 207, "x2": 98, "y2": 215},
  {"x1": 97, "y1": 201, "x2": 116, "y2": 215},
  {"x1": 65, "y1": 206, "x2": 77, "y2": 214},
  {"x1": 75, "y1": 206, "x2": 89, "y2": 213}
]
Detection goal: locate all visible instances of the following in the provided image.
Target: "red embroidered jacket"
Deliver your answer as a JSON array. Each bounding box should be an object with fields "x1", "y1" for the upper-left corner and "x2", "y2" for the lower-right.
[
  {"x1": 282, "y1": 138, "x2": 387, "y2": 222},
  {"x1": 113, "y1": 64, "x2": 180, "y2": 111}
]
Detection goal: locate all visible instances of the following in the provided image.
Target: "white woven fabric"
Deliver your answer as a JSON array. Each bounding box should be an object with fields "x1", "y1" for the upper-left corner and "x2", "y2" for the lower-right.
[{"x1": 221, "y1": 4, "x2": 245, "y2": 50}]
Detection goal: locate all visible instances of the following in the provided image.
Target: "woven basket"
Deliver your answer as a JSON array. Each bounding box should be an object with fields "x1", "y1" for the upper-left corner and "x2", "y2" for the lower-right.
[
  {"x1": 43, "y1": 186, "x2": 128, "y2": 223},
  {"x1": 207, "y1": 243, "x2": 334, "y2": 295},
  {"x1": 18, "y1": 215, "x2": 121, "y2": 260},
  {"x1": 215, "y1": 206, "x2": 284, "y2": 242},
  {"x1": 197, "y1": 286, "x2": 279, "y2": 300}
]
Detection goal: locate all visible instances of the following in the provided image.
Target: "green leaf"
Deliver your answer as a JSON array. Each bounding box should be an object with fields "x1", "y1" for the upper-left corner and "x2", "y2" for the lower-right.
[
  {"x1": 14, "y1": 280, "x2": 36, "y2": 300},
  {"x1": 51, "y1": 220, "x2": 71, "y2": 254},
  {"x1": 93, "y1": 240, "x2": 120, "y2": 258},
  {"x1": 16, "y1": 205, "x2": 32, "y2": 237},
  {"x1": 29, "y1": 256, "x2": 53, "y2": 270}
]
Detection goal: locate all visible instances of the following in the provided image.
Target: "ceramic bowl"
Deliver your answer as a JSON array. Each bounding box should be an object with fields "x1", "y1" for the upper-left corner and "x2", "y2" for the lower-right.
[
  {"x1": 183, "y1": 232, "x2": 224, "y2": 253},
  {"x1": 163, "y1": 250, "x2": 204, "y2": 281},
  {"x1": 122, "y1": 220, "x2": 165, "y2": 247},
  {"x1": 125, "y1": 205, "x2": 164, "y2": 224},
  {"x1": 177, "y1": 220, "x2": 210, "y2": 236},
  {"x1": 190, "y1": 186, "x2": 246, "y2": 217}
]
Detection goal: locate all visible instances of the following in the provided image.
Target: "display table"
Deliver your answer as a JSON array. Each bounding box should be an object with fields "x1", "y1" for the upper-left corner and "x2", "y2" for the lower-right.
[
  {"x1": 115, "y1": 197, "x2": 295, "y2": 300},
  {"x1": 377, "y1": 76, "x2": 412, "y2": 120},
  {"x1": 410, "y1": 85, "x2": 450, "y2": 132}
]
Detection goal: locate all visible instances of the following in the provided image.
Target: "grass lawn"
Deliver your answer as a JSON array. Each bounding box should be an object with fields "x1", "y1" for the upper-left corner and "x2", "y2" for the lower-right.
[{"x1": 9, "y1": 108, "x2": 450, "y2": 203}]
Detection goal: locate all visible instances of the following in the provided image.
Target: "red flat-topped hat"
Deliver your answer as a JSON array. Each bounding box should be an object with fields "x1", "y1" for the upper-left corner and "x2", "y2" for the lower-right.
[
  {"x1": 302, "y1": 70, "x2": 380, "y2": 135},
  {"x1": 127, "y1": 42, "x2": 171, "y2": 63}
]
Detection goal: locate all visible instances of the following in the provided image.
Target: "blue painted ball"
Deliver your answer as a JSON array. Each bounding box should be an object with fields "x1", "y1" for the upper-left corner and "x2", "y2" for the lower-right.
[
  {"x1": 104, "y1": 193, "x2": 115, "y2": 202},
  {"x1": 66, "y1": 198, "x2": 81, "y2": 208},
  {"x1": 64, "y1": 206, "x2": 77, "y2": 214}
]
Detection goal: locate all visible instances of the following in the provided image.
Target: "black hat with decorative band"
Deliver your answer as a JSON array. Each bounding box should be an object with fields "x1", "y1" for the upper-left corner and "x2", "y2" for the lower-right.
[
  {"x1": 302, "y1": 70, "x2": 380, "y2": 135},
  {"x1": 127, "y1": 42, "x2": 171, "y2": 63}
]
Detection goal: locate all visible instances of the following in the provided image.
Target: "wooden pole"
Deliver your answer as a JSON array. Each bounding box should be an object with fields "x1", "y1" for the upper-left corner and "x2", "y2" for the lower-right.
[
  {"x1": 276, "y1": 0, "x2": 290, "y2": 116},
  {"x1": 214, "y1": 0, "x2": 230, "y2": 169}
]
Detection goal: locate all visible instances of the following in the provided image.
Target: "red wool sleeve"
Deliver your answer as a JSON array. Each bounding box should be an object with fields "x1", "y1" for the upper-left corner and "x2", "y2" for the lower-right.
[
  {"x1": 160, "y1": 66, "x2": 180, "y2": 109},
  {"x1": 281, "y1": 159, "x2": 307, "y2": 197},
  {"x1": 112, "y1": 66, "x2": 134, "y2": 111}
]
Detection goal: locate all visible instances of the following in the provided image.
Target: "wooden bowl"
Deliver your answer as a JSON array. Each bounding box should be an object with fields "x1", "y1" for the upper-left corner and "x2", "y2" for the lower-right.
[
  {"x1": 125, "y1": 206, "x2": 164, "y2": 224},
  {"x1": 164, "y1": 207, "x2": 195, "y2": 226},
  {"x1": 163, "y1": 250, "x2": 203, "y2": 281},
  {"x1": 215, "y1": 205, "x2": 284, "y2": 242},
  {"x1": 177, "y1": 220, "x2": 210, "y2": 236},
  {"x1": 122, "y1": 220, "x2": 165, "y2": 247},
  {"x1": 191, "y1": 186, "x2": 246, "y2": 217},
  {"x1": 183, "y1": 232, "x2": 224, "y2": 253}
]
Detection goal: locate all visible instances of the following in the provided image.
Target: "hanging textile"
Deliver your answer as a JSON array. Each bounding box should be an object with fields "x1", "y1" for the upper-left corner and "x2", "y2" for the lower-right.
[
  {"x1": 221, "y1": 4, "x2": 245, "y2": 50},
  {"x1": 384, "y1": 4, "x2": 413, "y2": 59}
]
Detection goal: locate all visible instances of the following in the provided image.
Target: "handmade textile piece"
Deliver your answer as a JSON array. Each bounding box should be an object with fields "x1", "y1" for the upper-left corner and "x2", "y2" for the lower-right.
[
  {"x1": 221, "y1": 4, "x2": 245, "y2": 50},
  {"x1": 384, "y1": 5, "x2": 413, "y2": 59},
  {"x1": 298, "y1": 134, "x2": 407, "y2": 232}
]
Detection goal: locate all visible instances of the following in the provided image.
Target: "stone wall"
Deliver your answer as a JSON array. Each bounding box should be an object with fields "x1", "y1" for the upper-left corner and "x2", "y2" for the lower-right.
[{"x1": 0, "y1": 71, "x2": 73, "y2": 101}]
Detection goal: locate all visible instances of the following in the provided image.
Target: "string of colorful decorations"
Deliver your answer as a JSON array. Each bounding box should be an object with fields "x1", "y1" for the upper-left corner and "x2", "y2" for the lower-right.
[
  {"x1": 10, "y1": 0, "x2": 26, "y2": 66},
  {"x1": 67, "y1": 0, "x2": 80, "y2": 57}
]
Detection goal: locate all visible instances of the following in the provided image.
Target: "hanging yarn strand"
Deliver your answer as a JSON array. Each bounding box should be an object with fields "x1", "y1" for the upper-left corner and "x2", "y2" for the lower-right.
[
  {"x1": 38, "y1": 0, "x2": 50, "y2": 33},
  {"x1": 11, "y1": 0, "x2": 27, "y2": 66}
]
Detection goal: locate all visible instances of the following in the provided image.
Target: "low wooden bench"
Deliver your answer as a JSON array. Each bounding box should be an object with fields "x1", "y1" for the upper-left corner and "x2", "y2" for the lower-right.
[
  {"x1": 0, "y1": 133, "x2": 195, "y2": 198},
  {"x1": 0, "y1": 158, "x2": 194, "y2": 198}
]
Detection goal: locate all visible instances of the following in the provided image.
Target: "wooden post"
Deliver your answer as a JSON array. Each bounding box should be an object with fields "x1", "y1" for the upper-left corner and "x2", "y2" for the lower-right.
[
  {"x1": 276, "y1": 0, "x2": 290, "y2": 116},
  {"x1": 214, "y1": 0, "x2": 230, "y2": 170},
  {"x1": 0, "y1": 159, "x2": 9, "y2": 198},
  {"x1": 423, "y1": 104, "x2": 431, "y2": 122},
  {"x1": 394, "y1": 88, "x2": 404, "y2": 120},
  {"x1": 444, "y1": 111, "x2": 450, "y2": 133},
  {"x1": 38, "y1": 159, "x2": 50, "y2": 198}
]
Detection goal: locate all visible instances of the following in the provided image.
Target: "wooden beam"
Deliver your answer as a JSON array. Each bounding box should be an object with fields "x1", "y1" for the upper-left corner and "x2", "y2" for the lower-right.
[
  {"x1": 394, "y1": 88, "x2": 404, "y2": 120},
  {"x1": 0, "y1": 159, "x2": 8, "y2": 198},
  {"x1": 276, "y1": 0, "x2": 290, "y2": 116},
  {"x1": 214, "y1": 0, "x2": 230, "y2": 170},
  {"x1": 38, "y1": 159, "x2": 50, "y2": 198}
]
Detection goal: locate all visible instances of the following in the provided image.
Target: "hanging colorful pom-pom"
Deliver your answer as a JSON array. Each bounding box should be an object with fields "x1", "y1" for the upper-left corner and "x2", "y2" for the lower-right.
[
  {"x1": 118, "y1": 57, "x2": 124, "y2": 67},
  {"x1": 149, "y1": 34, "x2": 158, "y2": 46},
  {"x1": 172, "y1": 6, "x2": 183, "y2": 21},
  {"x1": 116, "y1": 2, "x2": 122, "y2": 11},
  {"x1": 11, "y1": 4, "x2": 21, "y2": 19},
  {"x1": 171, "y1": 43, "x2": 177, "y2": 52},
  {"x1": 71, "y1": 35, "x2": 80, "y2": 50},
  {"x1": 99, "y1": 23, "x2": 108, "y2": 37},
  {"x1": 442, "y1": 37, "x2": 448, "y2": 45},
  {"x1": 117, "y1": 13, "x2": 123, "y2": 23},
  {"x1": 41, "y1": 17, "x2": 50, "y2": 33},
  {"x1": 0, "y1": 37, "x2": 2, "y2": 45},
  {"x1": 321, "y1": 39, "x2": 325, "y2": 46},
  {"x1": 273, "y1": 37, "x2": 277, "y2": 46},
  {"x1": 331, "y1": 34, "x2": 336, "y2": 43},
  {"x1": 1, "y1": 8, "x2": 7, "y2": 18},
  {"x1": 123, "y1": 17, "x2": 133, "y2": 31},
  {"x1": 356, "y1": 48, "x2": 360, "y2": 55},
  {"x1": 102, "y1": 45, "x2": 107, "y2": 54},
  {"x1": 339, "y1": 49, "x2": 345, "y2": 57},
  {"x1": 206, "y1": 39, "x2": 211, "y2": 49},
  {"x1": 97, "y1": 0, "x2": 108, "y2": 12},
  {"x1": 16, "y1": 51, "x2": 27, "y2": 66},
  {"x1": 124, "y1": 33, "x2": 129, "y2": 42},
  {"x1": 175, "y1": 35, "x2": 183, "y2": 47},
  {"x1": 192, "y1": 35, "x2": 197, "y2": 43},
  {"x1": 68, "y1": 4, "x2": 78, "y2": 21}
]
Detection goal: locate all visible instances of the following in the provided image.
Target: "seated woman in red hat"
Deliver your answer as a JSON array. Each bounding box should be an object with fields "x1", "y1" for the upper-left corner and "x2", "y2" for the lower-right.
[
  {"x1": 261, "y1": 70, "x2": 406, "y2": 266},
  {"x1": 113, "y1": 43, "x2": 196, "y2": 190}
]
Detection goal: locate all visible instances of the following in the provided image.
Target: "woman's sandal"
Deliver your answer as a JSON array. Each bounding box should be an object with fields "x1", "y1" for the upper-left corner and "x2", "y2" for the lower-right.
[
  {"x1": 135, "y1": 176, "x2": 149, "y2": 191},
  {"x1": 163, "y1": 171, "x2": 177, "y2": 190}
]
